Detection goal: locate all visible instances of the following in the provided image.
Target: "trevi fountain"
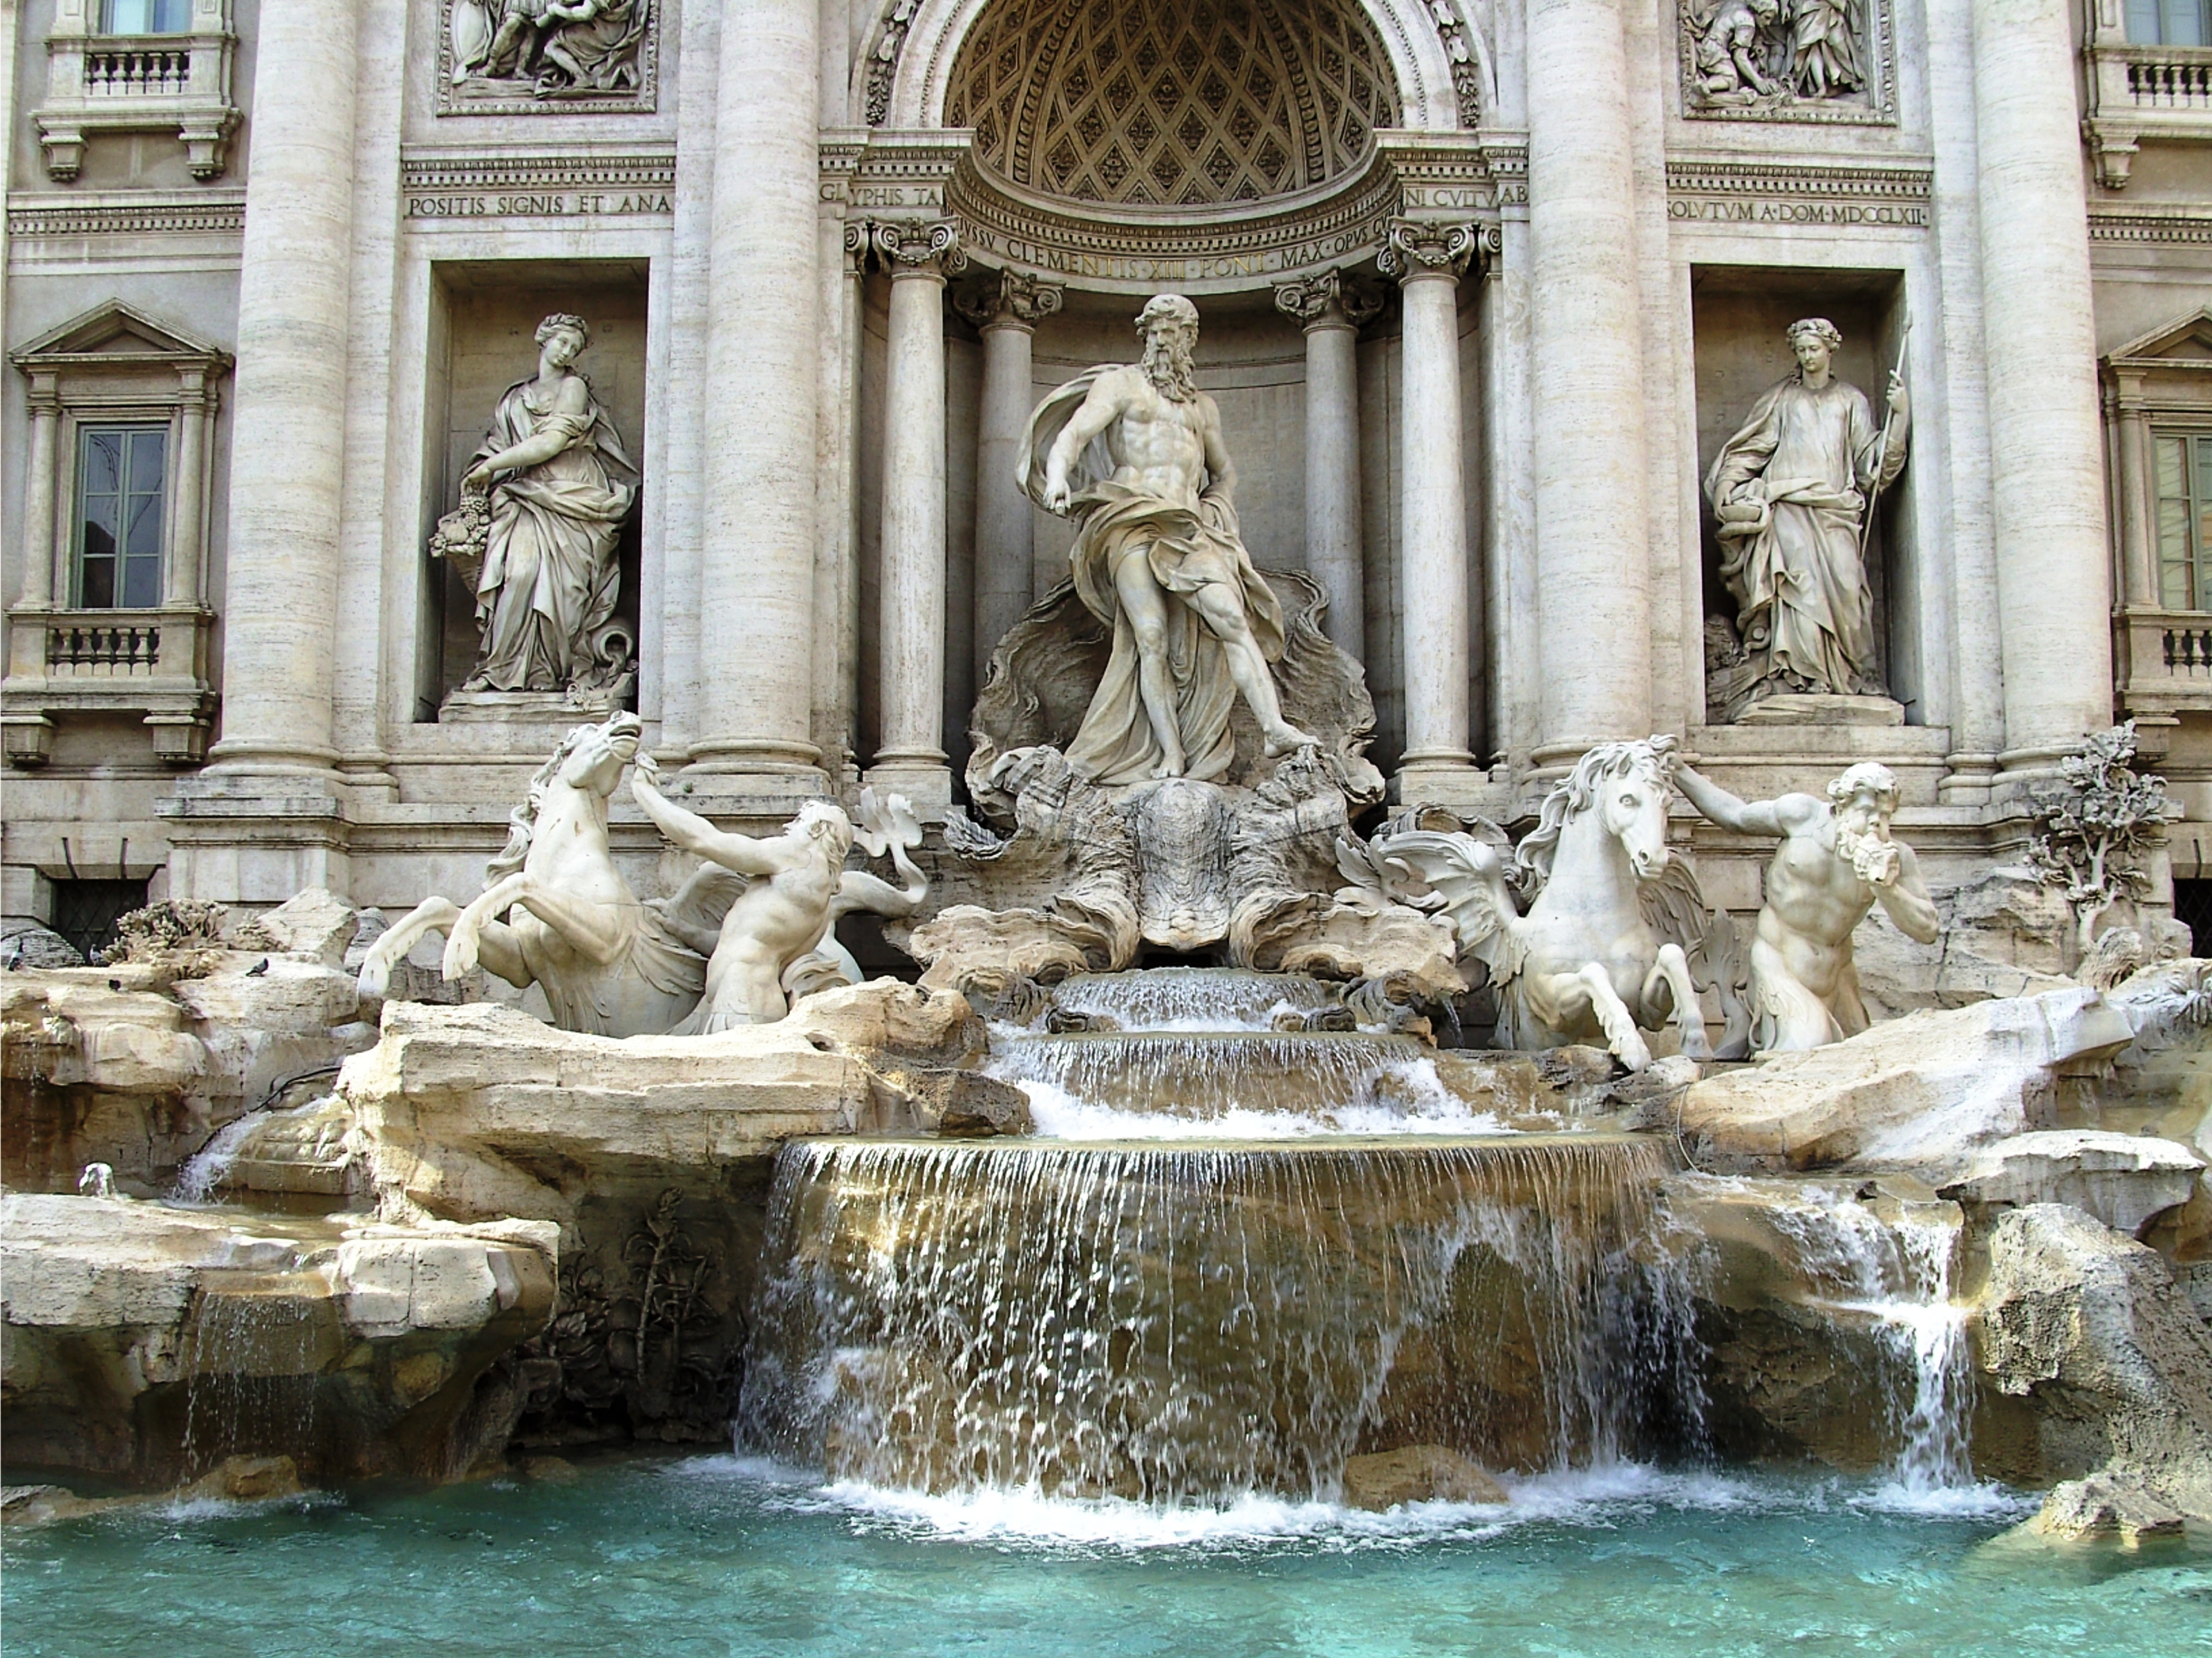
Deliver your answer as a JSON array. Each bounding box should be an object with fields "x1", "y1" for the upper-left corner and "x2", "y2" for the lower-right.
[{"x1": 3, "y1": 1, "x2": 2212, "y2": 1654}]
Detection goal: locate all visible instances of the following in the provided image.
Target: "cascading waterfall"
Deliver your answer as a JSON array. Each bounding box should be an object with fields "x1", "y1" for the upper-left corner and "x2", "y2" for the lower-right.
[
  {"x1": 737, "y1": 1135, "x2": 1703, "y2": 1504},
  {"x1": 1761, "y1": 1189, "x2": 1974, "y2": 1493},
  {"x1": 1041, "y1": 968, "x2": 1342, "y2": 1032},
  {"x1": 991, "y1": 1032, "x2": 1461, "y2": 1124}
]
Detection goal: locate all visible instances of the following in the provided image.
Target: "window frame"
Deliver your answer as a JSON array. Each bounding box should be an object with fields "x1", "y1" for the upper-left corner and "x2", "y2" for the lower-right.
[
  {"x1": 71, "y1": 420, "x2": 171, "y2": 611},
  {"x1": 95, "y1": 0, "x2": 193, "y2": 37},
  {"x1": 50, "y1": 400, "x2": 186, "y2": 613},
  {"x1": 2125, "y1": 0, "x2": 2212, "y2": 46},
  {"x1": 2150, "y1": 423, "x2": 2212, "y2": 614}
]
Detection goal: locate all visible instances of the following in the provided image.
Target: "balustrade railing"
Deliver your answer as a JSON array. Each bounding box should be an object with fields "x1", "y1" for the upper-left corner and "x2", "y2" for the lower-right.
[
  {"x1": 83, "y1": 44, "x2": 192, "y2": 97},
  {"x1": 2164, "y1": 625, "x2": 2212, "y2": 676},
  {"x1": 46, "y1": 622, "x2": 162, "y2": 674},
  {"x1": 2128, "y1": 53, "x2": 2212, "y2": 110}
]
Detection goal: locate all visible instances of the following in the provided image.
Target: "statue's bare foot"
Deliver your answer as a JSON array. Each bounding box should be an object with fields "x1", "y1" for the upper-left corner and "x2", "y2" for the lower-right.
[
  {"x1": 1262, "y1": 723, "x2": 1319, "y2": 758},
  {"x1": 1148, "y1": 753, "x2": 1186, "y2": 781}
]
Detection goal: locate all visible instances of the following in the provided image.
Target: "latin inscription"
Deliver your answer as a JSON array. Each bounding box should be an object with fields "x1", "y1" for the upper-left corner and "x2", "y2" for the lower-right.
[
  {"x1": 1666, "y1": 197, "x2": 1927, "y2": 227},
  {"x1": 404, "y1": 191, "x2": 673, "y2": 221}
]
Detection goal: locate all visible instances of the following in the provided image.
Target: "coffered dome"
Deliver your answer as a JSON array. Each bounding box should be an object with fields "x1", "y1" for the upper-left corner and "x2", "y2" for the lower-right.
[{"x1": 946, "y1": 0, "x2": 1401, "y2": 209}]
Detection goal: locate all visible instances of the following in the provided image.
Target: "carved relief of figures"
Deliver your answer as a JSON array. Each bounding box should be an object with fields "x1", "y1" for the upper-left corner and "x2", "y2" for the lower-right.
[
  {"x1": 1680, "y1": 0, "x2": 1889, "y2": 121},
  {"x1": 444, "y1": 0, "x2": 653, "y2": 111},
  {"x1": 432, "y1": 315, "x2": 639, "y2": 706},
  {"x1": 1704, "y1": 317, "x2": 1907, "y2": 719}
]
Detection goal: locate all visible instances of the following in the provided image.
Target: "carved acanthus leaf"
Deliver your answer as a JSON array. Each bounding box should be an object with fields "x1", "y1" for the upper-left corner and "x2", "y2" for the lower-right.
[
  {"x1": 1272, "y1": 269, "x2": 1385, "y2": 328},
  {"x1": 953, "y1": 269, "x2": 1067, "y2": 329}
]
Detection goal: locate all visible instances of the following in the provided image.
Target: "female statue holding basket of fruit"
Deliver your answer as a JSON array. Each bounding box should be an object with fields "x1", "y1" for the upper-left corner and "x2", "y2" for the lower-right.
[{"x1": 433, "y1": 313, "x2": 638, "y2": 697}]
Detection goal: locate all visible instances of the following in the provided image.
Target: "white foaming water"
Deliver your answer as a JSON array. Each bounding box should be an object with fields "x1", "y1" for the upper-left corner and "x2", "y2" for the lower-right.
[
  {"x1": 171, "y1": 1108, "x2": 276, "y2": 1205},
  {"x1": 1014, "y1": 1070, "x2": 1509, "y2": 1140},
  {"x1": 671, "y1": 1455, "x2": 1978, "y2": 1556},
  {"x1": 1045, "y1": 967, "x2": 1340, "y2": 1033},
  {"x1": 1759, "y1": 1187, "x2": 1991, "y2": 1500}
]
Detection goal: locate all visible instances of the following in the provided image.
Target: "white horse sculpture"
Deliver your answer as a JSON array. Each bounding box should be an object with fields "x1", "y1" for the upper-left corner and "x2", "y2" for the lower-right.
[
  {"x1": 1340, "y1": 736, "x2": 1726, "y2": 1070},
  {"x1": 356, "y1": 712, "x2": 724, "y2": 1036}
]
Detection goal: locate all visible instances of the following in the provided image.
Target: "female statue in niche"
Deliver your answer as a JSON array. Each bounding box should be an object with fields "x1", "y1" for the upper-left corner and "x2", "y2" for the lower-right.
[
  {"x1": 449, "y1": 313, "x2": 639, "y2": 697},
  {"x1": 1704, "y1": 316, "x2": 1906, "y2": 715}
]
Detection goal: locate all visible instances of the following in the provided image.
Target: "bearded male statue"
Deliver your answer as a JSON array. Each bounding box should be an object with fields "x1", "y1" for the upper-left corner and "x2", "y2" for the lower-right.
[
  {"x1": 1017, "y1": 294, "x2": 1316, "y2": 785},
  {"x1": 1671, "y1": 759, "x2": 1938, "y2": 1052}
]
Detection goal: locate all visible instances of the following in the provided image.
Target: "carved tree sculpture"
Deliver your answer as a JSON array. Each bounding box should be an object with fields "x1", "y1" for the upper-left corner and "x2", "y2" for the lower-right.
[{"x1": 2030, "y1": 721, "x2": 2173, "y2": 953}]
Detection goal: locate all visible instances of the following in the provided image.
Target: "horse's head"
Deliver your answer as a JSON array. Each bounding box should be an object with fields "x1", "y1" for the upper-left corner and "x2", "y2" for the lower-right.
[
  {"x1": 1533, "y1": 734, "x2": 1676, "y2": 885},
  {"x1": 556, "y1": 711, "x2": 644, "y2": 799},
  {"x1": 1591, "y1": 736, "x2": 1677, "y2": 882},
  {"x1": 1512, "y1": 736, "x2": 1679, "y2": 894}
]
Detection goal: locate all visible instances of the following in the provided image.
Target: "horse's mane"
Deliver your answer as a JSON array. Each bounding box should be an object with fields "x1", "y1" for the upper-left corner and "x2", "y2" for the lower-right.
[
  {"x1": 1511, "y1": 735, "x2": 1678, "y2": 895},
  {"x1": 485, "y1": 724, "x2": 597, "y2": 884}
]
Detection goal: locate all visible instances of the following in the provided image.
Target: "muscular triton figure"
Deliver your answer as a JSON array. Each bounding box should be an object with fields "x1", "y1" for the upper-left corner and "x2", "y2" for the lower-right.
[
  {"x1": 1020, "y1": 293, "x2": 1315, "y2": 785},
  {"x1": 1671, "y1": 759, "x2": 1939, "y2": 1052}
]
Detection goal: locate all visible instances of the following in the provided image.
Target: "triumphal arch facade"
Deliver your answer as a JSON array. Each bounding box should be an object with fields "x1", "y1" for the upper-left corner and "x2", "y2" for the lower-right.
[{"x1": 3, "y1": 0, "x2": 2210, "y2": 958}]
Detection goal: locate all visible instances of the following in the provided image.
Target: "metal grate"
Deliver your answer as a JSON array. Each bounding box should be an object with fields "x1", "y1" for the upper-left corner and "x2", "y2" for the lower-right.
[
  {"x1": 2175, "y1": 879, "x2": 2212, "y2": 958},
  {"x1": 48, "y1": 878, "x2": 148, "y2": 962}
]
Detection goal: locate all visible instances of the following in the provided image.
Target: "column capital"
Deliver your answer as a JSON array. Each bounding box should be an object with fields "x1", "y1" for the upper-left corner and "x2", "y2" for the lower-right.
[
  {"x1": 953, "y1": 268, "x2": 1065, "y2": 330},
  {"x1": 1272, "y1": 269, "x2": 1384, "y2": 330},
  {"x1": 870, "y1": 218, "x2": 967, "y2": 280},
  {"x1": 841, "y1": 216, "x2": 870, "y2": 273},
  {"x1": 1376, "y1": 218, "x2": 1491, "y2": 283}
]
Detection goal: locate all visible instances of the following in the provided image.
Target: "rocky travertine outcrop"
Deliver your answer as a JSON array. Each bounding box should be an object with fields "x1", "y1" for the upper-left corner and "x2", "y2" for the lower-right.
[
  {"x1": 1942, "y1": 1131, "x2": 2202, "y2": 1238},
  {"x1": 0, "y1": 1194, "x2": 554, "y2": 1486},
  {"x1": 1674, "y1": 986, "x2": 2137, "y2": 1174},
  {"x1": 1971, "y1": 1204, "x2": 2212, "y2": 1525},
  {"x1": 1340, "y1": 1444, "x2": 1508, "y2": 1509},
  {"x1": 331, "y1": 981, "x2": 990, "y2": 1449},
  {"x1": 1, "y1": 890, "x2": 387, "y2": 1195}
]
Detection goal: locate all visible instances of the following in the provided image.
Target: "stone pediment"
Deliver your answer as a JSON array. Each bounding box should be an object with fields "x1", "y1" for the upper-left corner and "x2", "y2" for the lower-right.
[
  {"x1": 2105, "y1": 307, "x2": 2212, "y2": 373},
  {"x1": 10, "y1": 301, "x2": 230, "y2": 373}
]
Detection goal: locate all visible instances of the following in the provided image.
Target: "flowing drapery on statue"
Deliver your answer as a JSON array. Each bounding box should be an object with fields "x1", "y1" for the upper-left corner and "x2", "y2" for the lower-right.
[
  {"x1": 1015, "y1": 297, "x2": 1309, "y2": 786},
  {"x1": 1704, "y1": 317, "x2": 1907, "y2": 705},
  {"x1": 459, "y1": 315, "x2": 639, "y2": 694}
]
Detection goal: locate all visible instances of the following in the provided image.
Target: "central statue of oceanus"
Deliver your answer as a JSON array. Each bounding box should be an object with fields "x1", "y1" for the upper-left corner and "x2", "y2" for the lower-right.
[{"x1": 1017, "y1": 294, "x2": 1317, "y2": 785}]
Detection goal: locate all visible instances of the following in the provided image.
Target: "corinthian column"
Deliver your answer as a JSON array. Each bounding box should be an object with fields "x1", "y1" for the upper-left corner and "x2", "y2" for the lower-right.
[
  {"x1": 1274, "y1": 270, "x2": 1382, "y2": 662},
  {"x1": 693, "y1": 0, "x2": 825, "y2": 792},
  {"x1": 954, "y1": 270, "x2": 1062, "y2": 701},
  {"x1": 204, "y1": 0, "x2": 358, "y2": 773},
  {"x1": 1378, "y1": 220, "x2": 1481, "y2": 801},
  {"x1": 1526, "y1": 0, "x2": 1650, "y2": 760},
  {"x1": 1971, "y1": 0, "x2": 2115, "y2": 772},
  {"x1": 865, "y1": 219, "x2": 965, "y2": 811}
]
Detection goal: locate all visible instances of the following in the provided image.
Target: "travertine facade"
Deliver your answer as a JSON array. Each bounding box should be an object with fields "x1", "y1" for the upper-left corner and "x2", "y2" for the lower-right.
[{"x1": 3, "y1": 0, "x2": 2209, "y2": 953}]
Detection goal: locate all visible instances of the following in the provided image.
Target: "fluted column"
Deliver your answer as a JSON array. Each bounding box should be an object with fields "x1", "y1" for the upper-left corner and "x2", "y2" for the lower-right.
[
  {"x1": 204, "y1": 0, "x2": 357, "y2": 773},
  {"x1": 165, "y1": 371, "x2": 212, "y2": 607},
  {"x1": 693, "y1": 0, "x2": 824, "y2": 790},
  {"x1": 865, "y1": 219, "x2": 964, "y2": 811},
  {"x1": 1274, "y1": 270, "x2": 1381, "y2": 662},
  {"x1": 1972, "y1": 0, "x2": 2114, "y2": 770},
  {"x1": 1378, "y1": 221, "x2": 1480, "y2": 798},
  {"x1": 16, "y1": 375, "x2": 59, "y2": 610},
  {"x1": 1526, "y1": 0, "x2": 1651, "y2": 760},
  {"x1": 955, "y1": 270, "x2": 1062, "y2": 700}
]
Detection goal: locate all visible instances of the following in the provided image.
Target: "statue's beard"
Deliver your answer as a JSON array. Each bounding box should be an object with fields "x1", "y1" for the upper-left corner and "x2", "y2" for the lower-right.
[
  {"x1": 1143, "y1": 334, "x2": 1197, "y2": 402},
  {"x1": 1835, "y1": 817, "x2": 1899, "y2": 886}
]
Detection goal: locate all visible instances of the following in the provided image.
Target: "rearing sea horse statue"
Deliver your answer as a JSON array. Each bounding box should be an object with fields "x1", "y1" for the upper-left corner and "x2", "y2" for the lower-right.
[
  {"x1": 1340, "y1": 736, "x2": 1736, "y2": 1070},
  {"x1": 356, "y1": 712, "x2": 727, "y2": 1035}
]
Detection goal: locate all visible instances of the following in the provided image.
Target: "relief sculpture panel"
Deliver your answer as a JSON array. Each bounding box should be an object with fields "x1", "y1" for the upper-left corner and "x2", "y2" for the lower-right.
[
  {"x1": 441, "y1": 0, "x2": 657, "y2": 114},
  {"x1": 1678, "y1": 0, "x2": 1893, "y2": 124}
]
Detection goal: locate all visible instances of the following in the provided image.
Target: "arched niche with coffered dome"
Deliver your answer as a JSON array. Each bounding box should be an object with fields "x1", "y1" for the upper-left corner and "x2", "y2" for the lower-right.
[{"x1": 862, "y1": 0, "x2": 1486, "y2": 297}]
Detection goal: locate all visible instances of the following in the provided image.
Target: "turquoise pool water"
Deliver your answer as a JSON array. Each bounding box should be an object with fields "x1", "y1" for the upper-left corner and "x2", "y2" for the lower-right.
[{"x1": 6, "y1": 1457, "x2": 2206, "y2": 1657}]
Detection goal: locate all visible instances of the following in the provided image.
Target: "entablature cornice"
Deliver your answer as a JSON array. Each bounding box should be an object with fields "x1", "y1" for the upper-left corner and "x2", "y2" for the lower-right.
[{"x1": 1663, "y1": 152, "x2": 1933, "y2": 230}]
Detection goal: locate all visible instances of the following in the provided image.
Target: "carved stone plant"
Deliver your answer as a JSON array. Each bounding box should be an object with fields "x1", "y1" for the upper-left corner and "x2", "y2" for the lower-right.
[{"x1": 2029, "y1": 721, "x2": 2173, "y2": 952}]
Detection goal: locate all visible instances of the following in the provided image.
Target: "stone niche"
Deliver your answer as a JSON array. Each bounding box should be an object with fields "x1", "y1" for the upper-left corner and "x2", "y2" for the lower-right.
[
  {"x1": 417, "y1": 259, "x2": 648, "y2": 720},
  {"x1": 1689, "y1": 266, "x2": 1917, "y2": 728}
]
